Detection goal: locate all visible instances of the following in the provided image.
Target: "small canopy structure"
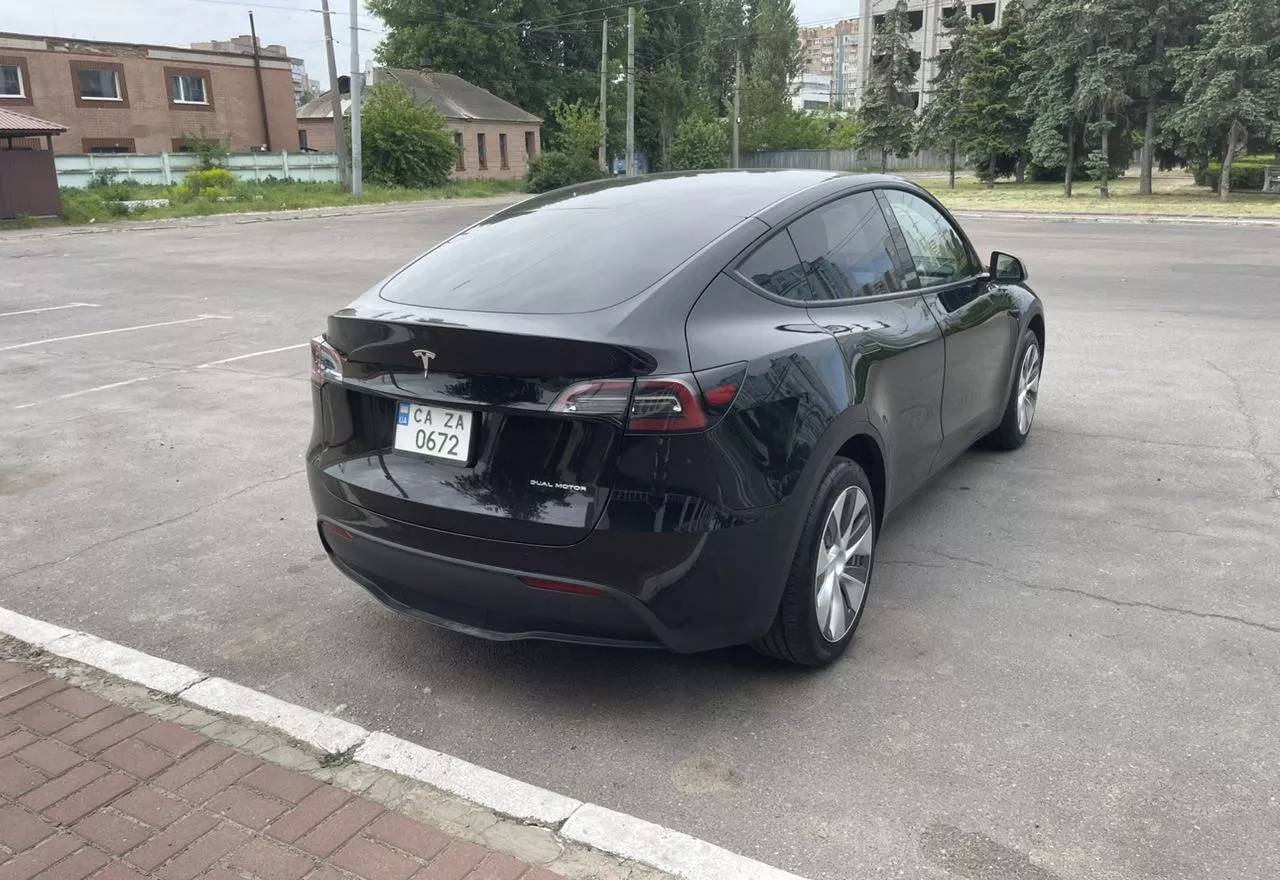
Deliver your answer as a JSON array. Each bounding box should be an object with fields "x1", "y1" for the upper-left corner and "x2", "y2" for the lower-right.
[
  {"x1": 0, "y1": 109, "x2": 68, "y2": 219},
  {"x1": 0, "y1": 108, "x2": 67, "y2": 151}
]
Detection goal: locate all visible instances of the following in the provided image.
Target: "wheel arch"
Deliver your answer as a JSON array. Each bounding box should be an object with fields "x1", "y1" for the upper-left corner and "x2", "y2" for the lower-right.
[{"x1": 835, "y1": 432, "x2": 887, "y2": 533}]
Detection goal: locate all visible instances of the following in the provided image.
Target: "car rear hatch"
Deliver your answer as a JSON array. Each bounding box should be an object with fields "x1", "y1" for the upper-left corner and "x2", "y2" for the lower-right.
[
  {"x1": 311, "y1": 186, "x2": 763, "y2": 547},
  {"x1": 314, "y1": 306, "x2": 671, "y2": 546}
]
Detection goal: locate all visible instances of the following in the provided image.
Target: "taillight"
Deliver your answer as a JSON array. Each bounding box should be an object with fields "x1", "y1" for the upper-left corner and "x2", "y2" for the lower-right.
[
  {"x1": 548, "y1": 363, "x2": 747, "y2": 434},
  {"x1": 627, "y1": 378, "x2": 707, "y2": 431},
  {"x1": 310, "y1": 335, "x2": 342, "y2": 386}
]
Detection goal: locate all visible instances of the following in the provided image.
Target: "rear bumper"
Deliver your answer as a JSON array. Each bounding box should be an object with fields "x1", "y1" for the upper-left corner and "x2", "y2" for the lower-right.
[{"x1": 309, "y1": 465, "x2": 800, "y2": 653}]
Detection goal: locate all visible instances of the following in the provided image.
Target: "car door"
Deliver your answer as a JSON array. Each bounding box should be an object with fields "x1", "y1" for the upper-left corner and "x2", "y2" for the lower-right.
[
  {"x1": 878, "y1": 188, "x2": 1019, "y2": 469},
  {"x1": 783, "y1": 189, "x2": 947, "y2": 511}
]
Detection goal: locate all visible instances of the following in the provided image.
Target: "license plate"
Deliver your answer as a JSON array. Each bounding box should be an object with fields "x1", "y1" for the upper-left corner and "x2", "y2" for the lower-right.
[{"x1": 393, "y1": 401, "x2": 474, "y2": 463}]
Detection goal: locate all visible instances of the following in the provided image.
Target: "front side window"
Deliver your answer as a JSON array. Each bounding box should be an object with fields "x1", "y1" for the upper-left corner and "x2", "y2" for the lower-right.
[
  {"x1": 0, "y1": 64, "x2": 22, "y2": 97},
  {"x1": 477, "y1": 133, "x2": 487, "y2": 170},
  {"x1": 738, "y1": 233, "x2": 813, "y2": 301},
  {"x1": 79, "y1": 68, "x2": 121, "y2": 100},
  {"x1": 788, "y1": 191, "x2": 905, "y2": 300},
  {"x1": 170, "y1": 74, "x2": 207, "y2": 104},
  {"x1": 453, "y1": 132, "x2": 464, "y2": 170},
  {"x1": 882, "y1": 189, "x2": 976, "y2": 285}
]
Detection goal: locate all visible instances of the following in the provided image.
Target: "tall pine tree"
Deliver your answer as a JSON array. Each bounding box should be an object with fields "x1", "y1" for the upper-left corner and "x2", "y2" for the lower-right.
[
  {"x1": 856, "y1": 1, "x2": 920, "y2": 172},
  {"x1": 919, "y1": 1, "x2": 975, "y2": 188}
]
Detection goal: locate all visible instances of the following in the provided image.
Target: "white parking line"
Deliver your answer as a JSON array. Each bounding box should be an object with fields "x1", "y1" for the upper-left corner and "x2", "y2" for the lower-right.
[
  {"x1": 0, "y1": 302, "x2": 100, "y2": 319},
  {"x1": 0, "y1": 315, "x2": 232, "y2": 352},
  {"x1": 196, "y1": 342, "x2": 307, "y2": 368},
  {"x1": 10, "y1": 341, "x2": 306, "y2": 410},
  {"x1": 13, "y1": 377, "x2": 162, "y2": 410}
]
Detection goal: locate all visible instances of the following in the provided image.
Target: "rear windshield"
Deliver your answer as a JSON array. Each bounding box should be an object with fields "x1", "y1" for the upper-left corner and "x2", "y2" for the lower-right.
[{"x1": 378, "y1": 207, "x2": 741, "y2": 314}]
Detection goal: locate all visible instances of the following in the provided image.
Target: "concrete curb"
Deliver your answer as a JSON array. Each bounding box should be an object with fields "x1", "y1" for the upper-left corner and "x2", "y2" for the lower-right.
[
  {"x1": 0, "y1": 195, "x2": 526, "y2": 241},
  {"x1": 950, "y1": 209, "x2": 1280, "y2": 227},
  {"x1": 0, "y1": 605, "x2": 810, "y2": 880}
]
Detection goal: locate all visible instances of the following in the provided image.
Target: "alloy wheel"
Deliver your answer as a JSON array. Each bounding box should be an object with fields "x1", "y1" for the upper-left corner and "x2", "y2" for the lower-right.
[
  {"x1": 1017, "y1": 342, "x2": 1041, "y2": 435},
  {"x1": 814, "y1": 486, "x2": 873, "y2": 643}
]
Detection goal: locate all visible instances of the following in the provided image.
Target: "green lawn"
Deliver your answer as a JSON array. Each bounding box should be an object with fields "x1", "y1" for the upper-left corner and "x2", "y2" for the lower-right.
[
  {"x1": 49, "y1": 178, "x2": 527, "y2": 226},
  {"x1": 921, "y1": 173, "x2": 1280, "y2": 218}
]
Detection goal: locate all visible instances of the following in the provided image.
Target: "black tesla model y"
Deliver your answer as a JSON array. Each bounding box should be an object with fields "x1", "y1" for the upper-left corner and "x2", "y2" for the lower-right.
[{"x1": 307, "y1": 170, "x2": 1045, "y2": 667}]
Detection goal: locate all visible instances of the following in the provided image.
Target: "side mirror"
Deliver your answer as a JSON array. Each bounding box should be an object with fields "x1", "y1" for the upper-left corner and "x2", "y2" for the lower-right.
[{"x1": 990, "y1": 251, "x2": 1028, "y2": 283}]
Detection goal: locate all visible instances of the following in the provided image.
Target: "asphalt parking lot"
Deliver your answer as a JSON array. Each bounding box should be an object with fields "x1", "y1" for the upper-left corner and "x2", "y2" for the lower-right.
[{"x1": 2, "y1": 203, "x2": 1278, "y2": 880}]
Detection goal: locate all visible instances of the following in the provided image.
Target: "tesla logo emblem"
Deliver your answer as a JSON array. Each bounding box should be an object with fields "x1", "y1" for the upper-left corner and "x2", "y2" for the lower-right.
[{"x1": 411, "y1": 349, "x2": 436, "y2": 376}]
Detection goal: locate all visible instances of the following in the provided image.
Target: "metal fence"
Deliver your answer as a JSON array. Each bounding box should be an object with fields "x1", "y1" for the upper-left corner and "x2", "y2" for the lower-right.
[
  {"x1": 54, "y1": 151, "x2": 342, "y2": 188},
  {"x1": 740, "y1": 148, "x2": 963, "y2": 172}
]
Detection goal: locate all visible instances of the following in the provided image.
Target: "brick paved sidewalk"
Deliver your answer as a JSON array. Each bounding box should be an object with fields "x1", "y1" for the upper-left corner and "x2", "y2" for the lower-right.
[{"x1": 0, "y1": 659, "x2": 557, "y2": 880}]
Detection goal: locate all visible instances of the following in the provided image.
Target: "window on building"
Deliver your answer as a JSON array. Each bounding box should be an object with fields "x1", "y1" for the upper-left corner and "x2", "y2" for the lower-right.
[
  {"x1": 78, "y1": 68, "x2": 122, "y2": 100},
  {"x1": 0, "y1": 63, "x2": 23, "y2": 98},
  {"x1": 82, "y1": 138, "x2": 136, "y2": 154},
  {"x1": 170, "y1": 74, "x2": 208, "y2": 104},
  {"x1": 454, "y1": 132, "x2": 465, "y2": 170},
  {"x1": 499, "y1": 133, "x2": 509, "y2": 169},
  {"x1": 525, "y1": 131, "x2": 536, "y2": 158},
  {"x1": 908, "y1": 10, "x2": 924, "y2": 31},
  {"x1": 298, "y1": 129, "x2": 309, "y2": 151},
  {"x1": 788, "y1": 191, "x2": 906, "y2": 300},
  {"x1": 476, "y1": 133, "x2": 487, "y2": 170},
  {"x1": 972, "y1": 2, "x2": 997, "y2": 23}
]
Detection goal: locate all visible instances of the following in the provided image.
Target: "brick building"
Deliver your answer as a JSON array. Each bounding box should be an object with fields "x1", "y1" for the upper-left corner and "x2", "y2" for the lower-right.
[
  {"x1": 0, "y1": 32, "x2": 300, "y2": 154},
  {"x1": 297, "y1": 67, "x2": 541, "y2": 181}
]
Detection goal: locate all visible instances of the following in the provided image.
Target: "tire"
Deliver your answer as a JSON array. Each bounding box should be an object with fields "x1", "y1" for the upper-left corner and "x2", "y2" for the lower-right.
[
  {"x1": 751, "y1": 457, "x2": 876, "y2": 668},
  {"x1": 984, "y1": 328, "x2": 1042, "y2": 451}
]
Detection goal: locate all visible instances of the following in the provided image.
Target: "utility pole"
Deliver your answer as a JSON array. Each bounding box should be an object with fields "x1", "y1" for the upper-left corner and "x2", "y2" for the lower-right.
[
  {"x1": 598, "y1": 17, "x2": 608, "y2": 172},
  {"x1": 320, "y1": 0, "x2": 349, "y2": 189},
  {"x1": 732, "y1": 48, "x2": 741, "y2": 169},
  {"x1": 247, "y1": 12, "x2": 271, "y2": 151},
  {"x1": 349, "y1": 0, "x2": 363, "y2": 197},
  {"x1": 625, "y1": 6, "x2": 635, "y2": 177}
]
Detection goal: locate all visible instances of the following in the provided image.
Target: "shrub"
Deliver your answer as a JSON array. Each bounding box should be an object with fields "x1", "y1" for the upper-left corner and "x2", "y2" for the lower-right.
[
  {"x1": 352, "y1": 82, "x2": 457, "y2": 188},
  {"x1": 86, "y1": 169, "x2": 140, "y2": 201},
  {"x1": 549, "y1": 99, "x2": 602, "y2": 161},
  {"x1": 1201, "y1": 157, "x2": 1272, "y2": 192},
  {"x1": 525, "y1": 151, "x2": 607, "y2": 193},
  {"x1": 184, "y1": 168, "x2": 236, "y2": 196},
  {"x1": 667, "y1": 117, "x2": 730, "y2": 171}
]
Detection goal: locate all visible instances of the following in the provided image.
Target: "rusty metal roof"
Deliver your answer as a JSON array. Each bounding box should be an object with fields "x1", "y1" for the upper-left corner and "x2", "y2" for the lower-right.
[{"x1": 0, "y1": 108, "x2": 67, "y2": 136}]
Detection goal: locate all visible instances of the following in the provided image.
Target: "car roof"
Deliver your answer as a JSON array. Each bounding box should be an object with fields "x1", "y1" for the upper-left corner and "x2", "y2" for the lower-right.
[
  {"x1": 376, "y1": 170, "x2": 918, "y2": 316},
  {"x1": 497, "y1": 169, "x2": 899, "y2": 222}
]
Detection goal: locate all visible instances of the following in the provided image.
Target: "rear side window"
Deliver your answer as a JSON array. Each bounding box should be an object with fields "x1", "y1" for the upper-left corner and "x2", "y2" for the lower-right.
[
  {"x1": 788, "y1": 192, "x2": 905, "y2": 300},
  {"x1": 737, "y1": 232, "x2": 813, "y2": 301},
  {"x1": 882, "y1": 189, "x2": 977, "y2": 285}
]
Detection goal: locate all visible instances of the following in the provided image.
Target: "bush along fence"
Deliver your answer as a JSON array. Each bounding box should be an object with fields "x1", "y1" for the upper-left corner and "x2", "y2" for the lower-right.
[
  {"x1": 740, "y1": 148, "x2": 964, "y2": 173},
  {"x1": 54, "y1": 151, "x2": 341, "y2": 189}
]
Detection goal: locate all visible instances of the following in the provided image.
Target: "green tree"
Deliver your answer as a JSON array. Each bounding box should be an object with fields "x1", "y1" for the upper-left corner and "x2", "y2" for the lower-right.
[
  {"x1": 667, "y1": 115, "x2": 731, "y2": 169},
  {"x1": 353, "y1": 82, "x2": 457, "y2": 187},
  {"x1": 1131, "y1": 0, "x2": 1201, "y2": 194},
  {"x1": 953, "y1": 13, "x2": 1028, "y2": 188},
  {"x1": 1020, "y1": 0, "x2": 1086, "y2": 194},
  {"x1": 855, "y1": 1, "x2": 920, "y2": 172},
  {"x1": 368, "y1": 0, "x2": 602, "y2": 122},
  {"x1": 1071, "y1": 0, "x2": 1138, "y2": 197},
  {"x1": 1170, "y1": 0, "x2": 1280, "y2": 200},
  {"x1": 919, "y1": 1, "x2": 976, "y2": 188},
  {"x1": 549, "y1": 98, "x2": 602, "y2": 160}
]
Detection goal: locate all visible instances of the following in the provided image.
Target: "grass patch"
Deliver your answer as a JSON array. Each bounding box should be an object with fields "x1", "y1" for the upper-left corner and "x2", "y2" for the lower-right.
[
  {"x1": 921, "y1": 173, "x2": 1280, "y2": 218},
  {"x1": 57, "y1": 177, "x2": 528, "y2": 226}
]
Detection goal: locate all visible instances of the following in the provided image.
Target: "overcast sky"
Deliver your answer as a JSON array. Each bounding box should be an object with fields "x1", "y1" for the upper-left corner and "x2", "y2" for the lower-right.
[{"x1": 7, "y1": 0, "x2": 858, "y2": 91}]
